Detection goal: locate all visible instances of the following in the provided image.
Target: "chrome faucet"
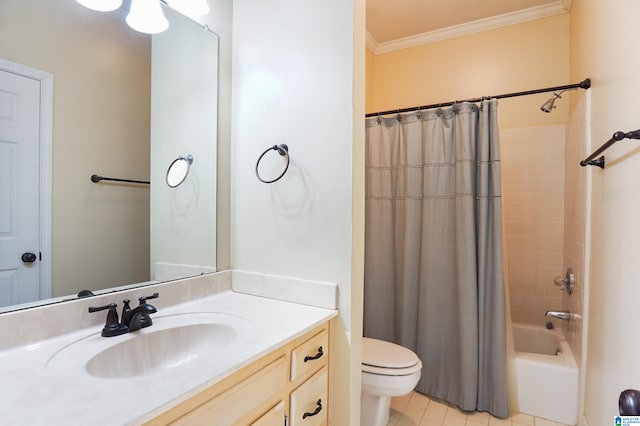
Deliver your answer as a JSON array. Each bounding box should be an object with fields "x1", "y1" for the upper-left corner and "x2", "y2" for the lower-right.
[{"x1": 545, "y1": 310, "x2": 571, "y2": 321}]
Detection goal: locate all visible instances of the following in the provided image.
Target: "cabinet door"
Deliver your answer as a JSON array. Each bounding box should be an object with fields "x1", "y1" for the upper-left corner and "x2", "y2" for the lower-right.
[
  {"x1": 289, "y1": 368, "x2": 328, "y2": 426},
  {"x1": 250, "y1": 401, "x2": 285, "y2": 426}
]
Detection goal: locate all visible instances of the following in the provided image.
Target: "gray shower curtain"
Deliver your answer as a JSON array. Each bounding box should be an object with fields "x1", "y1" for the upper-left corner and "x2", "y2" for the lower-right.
[{"x1": 364, "y1": 100, "x2": 508, "y2": 417}]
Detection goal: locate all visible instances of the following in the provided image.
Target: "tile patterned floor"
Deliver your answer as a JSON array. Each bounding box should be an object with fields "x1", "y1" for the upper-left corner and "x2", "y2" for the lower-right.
[{"x1": 387, "y1": 391, "x2": 570, "y2": 426}]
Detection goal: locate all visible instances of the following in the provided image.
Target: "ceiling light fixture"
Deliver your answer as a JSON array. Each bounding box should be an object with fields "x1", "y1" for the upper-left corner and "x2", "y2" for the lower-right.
[
  {"x1": 165, "y1": 0, "x2": 210, "y2": 19},
  {"x1": 76, "y1": 0, "x2": 123, "y2": 12},
  {"x1": 126, "y1": 0, "x2": 169, "y2": 34}
]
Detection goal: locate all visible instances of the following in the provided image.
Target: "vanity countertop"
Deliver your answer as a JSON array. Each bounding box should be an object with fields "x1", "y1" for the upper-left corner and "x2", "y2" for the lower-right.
[{"x1": 0, "y1": 289, "x2": 337, "y2": 425}]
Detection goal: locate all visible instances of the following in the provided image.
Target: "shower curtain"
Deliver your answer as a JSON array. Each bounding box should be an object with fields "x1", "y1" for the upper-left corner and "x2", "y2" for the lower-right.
[{"x1": 364, "y1": 100, "x2": 508, "y2": 417}]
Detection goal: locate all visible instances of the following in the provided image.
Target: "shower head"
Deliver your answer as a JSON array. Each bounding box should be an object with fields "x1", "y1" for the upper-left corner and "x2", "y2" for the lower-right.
[{"x1": 540, "y1": 90, "x2": 565, "y2": 113}]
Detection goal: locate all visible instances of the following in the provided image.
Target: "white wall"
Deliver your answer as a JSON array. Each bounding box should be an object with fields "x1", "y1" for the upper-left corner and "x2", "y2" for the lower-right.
[
  {"x1": 570, "y1": 1, "x2": 640, "y2": 424},
  {"x1": 231, "y1": 0, "x2": 363, "y2": 423}
]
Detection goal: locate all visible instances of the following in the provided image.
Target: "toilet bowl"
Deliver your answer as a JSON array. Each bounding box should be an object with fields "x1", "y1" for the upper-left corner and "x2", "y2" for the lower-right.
[{"x1": 361, "y1": 337, "x2": 422, "y2": 426}]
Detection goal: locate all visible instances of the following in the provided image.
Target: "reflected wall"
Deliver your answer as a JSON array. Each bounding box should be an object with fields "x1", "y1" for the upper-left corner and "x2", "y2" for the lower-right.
[
  {"x1": 0, "y1": 0, "x2": 151, "y2": 297},
  {"x1": 150, "y1": 6, "x2": 218, "y2": 280}
]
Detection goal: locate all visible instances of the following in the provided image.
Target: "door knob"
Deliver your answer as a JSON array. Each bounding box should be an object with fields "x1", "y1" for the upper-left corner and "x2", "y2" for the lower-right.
[{"x1": 21, "y1": 252, "x2": 37, "y2": 263}]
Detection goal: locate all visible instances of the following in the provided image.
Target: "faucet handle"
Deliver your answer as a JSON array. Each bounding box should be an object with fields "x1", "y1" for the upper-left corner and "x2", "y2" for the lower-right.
[
  {"x1": 121, "y1": 299, "x2": 132, "y2": 325},
  {"x1": 88, "y1": 303, "x2": 128, "y2": 337},
  {"x1": 138, "y1": 292, "x2": 159, "y2": 305},
  {"x1": 553, "y1": 268, "x2": 575, "y2": 295}
]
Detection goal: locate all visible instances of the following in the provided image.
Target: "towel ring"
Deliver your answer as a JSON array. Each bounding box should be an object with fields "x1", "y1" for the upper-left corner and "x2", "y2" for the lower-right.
[
  {"x1": 255, "y1": 144, "x2": 289, "y2": 183},
  {"x1": 166, "y1": 155, "x2": 194, "y2": 188}
]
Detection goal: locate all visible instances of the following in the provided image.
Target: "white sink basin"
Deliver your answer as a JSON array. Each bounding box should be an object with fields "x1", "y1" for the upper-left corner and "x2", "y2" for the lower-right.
[
  {"x1": 86, "y1": 322, "x2": 237, "y2": 378},
  {"x1": 47, "y1": 312, "x2": 252, "y2": 379}
]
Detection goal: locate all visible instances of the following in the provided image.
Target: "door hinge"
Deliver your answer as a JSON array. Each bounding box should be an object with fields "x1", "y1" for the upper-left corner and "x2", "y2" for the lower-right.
[{"x1": 284, "y1": 415, "x2": 288, "y2": 426}]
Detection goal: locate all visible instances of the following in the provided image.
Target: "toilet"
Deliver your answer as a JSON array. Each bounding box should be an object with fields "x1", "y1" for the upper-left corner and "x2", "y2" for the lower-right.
[{"x1": 361, "y1": 337, "x2": 422, "y2": 426}]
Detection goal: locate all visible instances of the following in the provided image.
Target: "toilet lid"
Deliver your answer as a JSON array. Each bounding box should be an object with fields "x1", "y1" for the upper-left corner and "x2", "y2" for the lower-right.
[{"x1": 362, "y1": 337, "x2": 420, "y2": 369}]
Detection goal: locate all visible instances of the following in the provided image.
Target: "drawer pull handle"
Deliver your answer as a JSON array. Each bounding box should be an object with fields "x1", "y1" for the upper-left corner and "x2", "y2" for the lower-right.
[
  {"x1": 304, "y1": 346, "x2": 324, "y2": 362},
  {"x1": 303, "y1": 399, "x2": 322, "y2": 419}
]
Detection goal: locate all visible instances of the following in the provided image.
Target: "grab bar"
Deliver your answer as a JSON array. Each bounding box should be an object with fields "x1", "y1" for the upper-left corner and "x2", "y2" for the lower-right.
[
  {"x1": 90, "y1": 174, "x2": 150, "y2": 185},
  {"x1": 580, "y1": 129, "x2": 640, "y2": 168}
]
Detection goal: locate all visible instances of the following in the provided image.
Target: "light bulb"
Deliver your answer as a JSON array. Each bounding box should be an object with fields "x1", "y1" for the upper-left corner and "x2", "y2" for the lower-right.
[
  {"x1": 126, "y1": 0, "x2": 169, "y2": 34},
  {"x1": 76, "y1": 0, "x2": 123, "y2": 12},
  {"x1": 166, "y1": 0, "x2": 210, "y2": 19}
]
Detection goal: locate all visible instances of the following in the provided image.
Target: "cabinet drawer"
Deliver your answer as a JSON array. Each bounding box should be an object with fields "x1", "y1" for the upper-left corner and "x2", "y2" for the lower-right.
[
  {"x1": 290, "y1": 329, "x2": 328, "y2": 383},
  {"x1": 289, "y1": 368, "x2": 328, "y2": 426},
  {"x1": 172, "y1": 356, "x2": 287, "y2": 425}
]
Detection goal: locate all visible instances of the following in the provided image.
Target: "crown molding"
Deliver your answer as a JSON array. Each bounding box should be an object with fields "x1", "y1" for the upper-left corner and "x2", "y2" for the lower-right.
[
  {"x1": 368, "y1": 1, "x2": 570, "y2": 55},
  {"x1": 366, "y1": 30, "x2": 378, "y2": 53}
]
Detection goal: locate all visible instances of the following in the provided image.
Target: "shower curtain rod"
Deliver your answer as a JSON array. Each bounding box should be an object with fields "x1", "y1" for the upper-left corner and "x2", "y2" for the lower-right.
[{"x1": 364, "y1": 78, "x2": 591, "y2": 117}]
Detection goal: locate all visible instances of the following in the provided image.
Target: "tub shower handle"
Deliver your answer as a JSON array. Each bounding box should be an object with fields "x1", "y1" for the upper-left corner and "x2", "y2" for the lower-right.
[{"x1": 554, "y1": 268, "x2": 574, "y2": 295}]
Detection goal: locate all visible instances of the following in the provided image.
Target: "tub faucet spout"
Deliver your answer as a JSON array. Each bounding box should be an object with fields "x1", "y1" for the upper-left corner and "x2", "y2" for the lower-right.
[{"x1": 545, "y1": 310, "x2": 571, "y2": 321}]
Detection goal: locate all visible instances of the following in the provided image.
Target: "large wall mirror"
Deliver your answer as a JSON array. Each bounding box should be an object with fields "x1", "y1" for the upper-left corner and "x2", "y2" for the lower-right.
[{"x1": 0, "y1": 0, "x2": 219, "y2": 313}]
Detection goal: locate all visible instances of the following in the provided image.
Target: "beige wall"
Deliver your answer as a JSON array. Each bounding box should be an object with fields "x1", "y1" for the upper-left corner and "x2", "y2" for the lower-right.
[
  {"x1": 365, "y1": 47, "x2": 375, "y2": 113},
  {"x1": 570, "y1": 1, "x2": 640, "y2": 425},
  {"x1": 352, "y1": 1, "x2": 366, "y2": 424},
  {"x1": 0, "y1": 0, "x2": 151, "y2": 297},
  {"x1": 366, "y1": 14, "x2": 571, "y2": 130},
  {"x1": 563, "y1": 91, "x2": 588, "y2": 375}
]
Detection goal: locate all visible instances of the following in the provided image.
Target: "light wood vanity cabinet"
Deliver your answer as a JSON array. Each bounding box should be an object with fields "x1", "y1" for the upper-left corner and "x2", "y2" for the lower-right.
[{"x1": 146, "y1": 322, "x2": 329, "y2": 426}]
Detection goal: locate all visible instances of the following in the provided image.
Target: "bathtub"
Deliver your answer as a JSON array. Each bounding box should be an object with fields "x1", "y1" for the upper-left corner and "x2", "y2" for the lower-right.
[{"x1": 513, "y1": 323, "x2": 578, "y2": 425}]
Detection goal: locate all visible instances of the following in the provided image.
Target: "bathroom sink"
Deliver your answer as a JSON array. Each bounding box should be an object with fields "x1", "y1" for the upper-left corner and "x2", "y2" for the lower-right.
[
  {"x1": 86, "y1": 322, "x2": 237, "y2": 378},
  {"x1": 47, "y1": 312, "x2": 252, "y2": 379}
]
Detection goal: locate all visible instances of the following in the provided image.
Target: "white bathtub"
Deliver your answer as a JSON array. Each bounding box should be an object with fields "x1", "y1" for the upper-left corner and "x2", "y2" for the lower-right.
[{"x1": 513, "y1": 323, "x2": 578, "y2": 425}]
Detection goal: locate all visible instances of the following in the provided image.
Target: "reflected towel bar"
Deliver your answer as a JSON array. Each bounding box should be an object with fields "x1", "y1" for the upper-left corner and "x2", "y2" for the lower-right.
[
  {"x1": 90, "y1": 174, "x2": 150, "y2": 185},
  {"x1": 580, "y1": 129, "x2": 640, "y2": 168}
]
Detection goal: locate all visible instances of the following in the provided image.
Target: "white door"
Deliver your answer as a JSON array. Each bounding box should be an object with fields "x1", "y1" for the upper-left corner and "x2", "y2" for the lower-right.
[{"x1": 0, "y1": 68, "x2": 42, "y2": 307}]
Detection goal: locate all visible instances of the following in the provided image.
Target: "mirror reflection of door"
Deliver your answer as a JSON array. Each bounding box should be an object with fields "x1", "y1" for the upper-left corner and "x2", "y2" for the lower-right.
[{"x1": 0, "y1": 61, "x2": 51, "y2": 307}]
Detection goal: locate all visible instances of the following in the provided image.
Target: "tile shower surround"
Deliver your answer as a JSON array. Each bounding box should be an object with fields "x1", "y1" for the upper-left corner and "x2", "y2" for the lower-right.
[{"x1": 500, "y1": 125, "x2": 566, "y2": 327}]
